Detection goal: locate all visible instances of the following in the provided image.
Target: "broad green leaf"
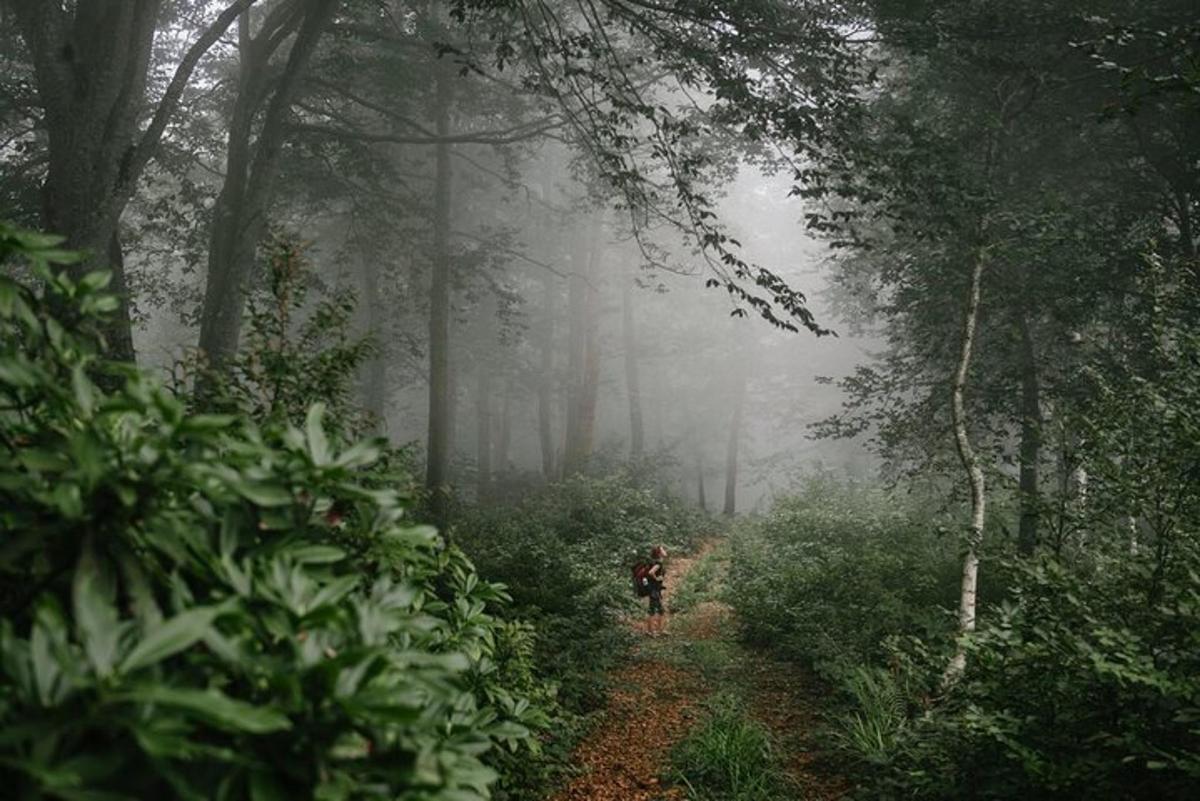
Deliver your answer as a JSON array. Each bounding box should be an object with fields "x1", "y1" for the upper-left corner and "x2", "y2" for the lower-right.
[
  {"x1": 123, "y1": 685, "x2": 291, "y2": 734},
  {"x1": 305, "y1": 403, "x2": 330, "y2": 466},
  {"x1": 333, "y1": 439, "x2": 382, "y2": 469},
  {"x1": 72, "y1": 543, "x2": 123, "y2": 678},
  {"x1": 288, "y1": 545, "x2": 346, "y2": 564},
  {"x1": 120, "y1": 606, "x2": 220, "y2": 674}
]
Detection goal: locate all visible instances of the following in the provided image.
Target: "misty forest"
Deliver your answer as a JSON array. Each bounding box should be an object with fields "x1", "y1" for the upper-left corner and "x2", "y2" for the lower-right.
[{"x1": 1, "y1": 1, "x2": 1197, "y2": 800}]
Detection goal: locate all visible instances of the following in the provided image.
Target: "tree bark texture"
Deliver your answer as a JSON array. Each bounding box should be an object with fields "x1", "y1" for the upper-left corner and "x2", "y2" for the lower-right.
[
  {"x1": 197, "y1": 0, "x2": 337, "y2": 377},
  {"x1": 946, "y1": 246, "x2": 989, "y2": 683},
  {"x1": 1017, "y1": 307, "x2": 1042, "y2": 556}
]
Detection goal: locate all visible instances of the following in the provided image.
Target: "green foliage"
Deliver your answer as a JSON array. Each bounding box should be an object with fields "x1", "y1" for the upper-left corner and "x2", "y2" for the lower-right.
[
  {"x1": 0, "y1": 224, "x2": 542, "y2": 800},
  {"x1": 459, "y1": 471, "x2": 710, "y2": 710},
  {"x1": 829, "y1": 667, "x2": 907, "y2": 767},
  {"x1": 670, "y1": 692, "x2": 792, "y2": 801},
  {"x1": 727, "y1": 476, "x2": 961, "y2": 681},
  {"x1": 859, "y1": 551, "x2": 1200, "y2": 801},
  {"x1": 193, "y1": 238, "x2": 377, "y2": 438},
  {"x1": 669, "y1": 543, "x2": 727, "y2": 615}
]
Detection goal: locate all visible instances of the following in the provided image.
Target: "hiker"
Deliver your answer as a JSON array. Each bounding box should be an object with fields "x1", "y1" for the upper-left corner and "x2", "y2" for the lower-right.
[{"x1": 644, "y1": 545, "x2": 667, "y2": 636}]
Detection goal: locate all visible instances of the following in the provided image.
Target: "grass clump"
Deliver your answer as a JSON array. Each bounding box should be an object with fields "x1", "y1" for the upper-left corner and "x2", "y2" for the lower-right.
[
  {"x1": 670, "y1": 692, "x2": 793, "y2": 801},
  {"x1": 670, "y1": 541, "x2": 728, "y2": 614}
]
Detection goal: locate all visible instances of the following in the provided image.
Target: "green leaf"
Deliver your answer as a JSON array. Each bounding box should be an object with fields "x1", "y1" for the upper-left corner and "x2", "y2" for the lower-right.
[
  {"x1": 234, "y1": 480, "x2": 293, "y2": 508},
  {"x1": 333, "y1": 439, "x2": 382, "y2": 469},
  {"x1": 288, "y1": 545, "x2": 346, "y2": 564},
  {"x1": 120, "y1": 606, "x2": 220, "y2": 674},
  {"x1": 308, "y1": 575, "x2": 359, "y2": 613},
  {"x1": 73, "y1": 543, "x2": 124, "y2": 678},
  {"x1": 305, "y1": 403, "x2": 330, "y2": 466},
  {"x1": 123, "y1": 686, "x2": 291, "y2": 734}
]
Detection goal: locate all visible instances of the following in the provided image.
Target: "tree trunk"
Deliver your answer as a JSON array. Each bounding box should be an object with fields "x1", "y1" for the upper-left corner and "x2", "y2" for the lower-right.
[
  {"x1": 475, "y1": 364, "x2": 491, "y2": 502},
  {"x1": 723, "y1": 366, "x2": 747, "y2": 517},
  {"x1": 562, "y1": 246, "x2": 585, "y2": 474},
  {"x1": 623, "y1": 270, "x2": 645, "y2": 457},
  {"x1": 945, "y1": 246, "x2": 989, "y2": 684},
  {"x1": 425, "y1": 55, "x2": 454, "y2": 517},
  {"x1": 12, "y1": 0, "x2": 256, "y2": 364},
  {"x1": 104, "y1": 231, "x2": 137, "y2": 364},
  {"x1": 562, "y1": 222, "x2": 601, "y2": 475},
  {"x1": 358, "y1": 253, "x2": 387, "y2": 432},
  {"x1": 1016, "y1": 307, "x2": 1041, "y2": 557},
  {"x1": 495, "y1": 379, "x2": 512, "y2": 476},
  {"x1": 697, "y1": 457, "x2": 708, "y2": 512},
  {"x1": 197, "y1": 0, "x2": 336, "y2": 378},
  {"x1": 537, "y1": 272, "x2": 557, "y2": 479}
]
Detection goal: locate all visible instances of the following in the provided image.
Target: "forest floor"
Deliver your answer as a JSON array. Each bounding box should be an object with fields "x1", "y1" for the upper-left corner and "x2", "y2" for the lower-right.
[{"x1": 548, "y1": 541, "x2": 850, "y2": 801}]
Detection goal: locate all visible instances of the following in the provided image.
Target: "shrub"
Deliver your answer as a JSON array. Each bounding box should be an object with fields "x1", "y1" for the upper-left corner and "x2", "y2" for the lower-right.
[
  {"x1": 0, "y1": 225, "x2": 541, "y2": 800},
  {"x1": 727, "y1": 476, "x2": 961, "y2": 681},
  {"x1": 872, "y1": 551, "x2": 1200, "y2": 801}
]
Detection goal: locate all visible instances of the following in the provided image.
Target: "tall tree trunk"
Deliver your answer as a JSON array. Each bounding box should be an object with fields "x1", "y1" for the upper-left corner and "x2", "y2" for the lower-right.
[
  {"x1": 723, "y1": 366, "x2": 747, "y2": 517},
  {"x1": 357, "y1": 253, "x2": 387, "y2": 432},
  {"x1": 623, "y1": 270, "x2": 645, "y2": 457},
  {"x1": 11, "y1": 0, "x2": 253, "y2": 363},
  {"x1": 537, "y1": 272, "x2": 557, "y2": 479},
  {"x1": 475, "y1": 364, "x2": 491, "y2": 501},
  {"x1": 945, "y1": 246, "x2": 989, "y2": 684},
  {"x1": 697, "y1": 457, "x2": 708, "y2": 512},
  {"x1": 105, "y1": 232, "x2": 136, "y2": 364},
  {"x1": 562, "y1": 221, "x2": 601, "y2": 475},
  {"x1": 562, "y1": 246, "x2": 585, "y2": 474},
  {"x1": 197, "y1": 0, "x2": 337, "y2": 378},
  {"x1": 425, "y1": 55, "x2": 454, "y2": 517},
  {"x1": 1016, "y1": 307, "x2": 1041, "y2": 556},
  {"x1": 495, "y1": 378, "x2": 512, "y2": 475}
]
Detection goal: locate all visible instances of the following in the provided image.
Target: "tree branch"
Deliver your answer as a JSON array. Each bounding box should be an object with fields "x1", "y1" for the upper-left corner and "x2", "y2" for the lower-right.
[{"x1": 120, "y1": 0, "x2": 258, "y2": 199}]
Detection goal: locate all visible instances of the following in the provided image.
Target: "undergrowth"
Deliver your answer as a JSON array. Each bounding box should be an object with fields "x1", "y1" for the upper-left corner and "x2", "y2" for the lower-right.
[{"x1": 670, "y1": 692, "x2": 794, "y2": 801}]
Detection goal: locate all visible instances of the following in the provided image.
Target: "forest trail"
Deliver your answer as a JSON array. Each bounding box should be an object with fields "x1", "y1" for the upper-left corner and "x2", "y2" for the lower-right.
[{"x1": 549, "y1": 541, "x2": 848, "y2": 801}]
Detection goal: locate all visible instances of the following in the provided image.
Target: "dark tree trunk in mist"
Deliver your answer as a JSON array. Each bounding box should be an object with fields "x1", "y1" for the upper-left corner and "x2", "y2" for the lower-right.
[
  {"x1": 425, "y1": 57, "x2": 454, "y2": 517},
  {"x1": 198, "y1": 0, "x2": 337, "y2": 379},
  {"x1": 563, "y1": 224, "x2": 601, "y2": 476},
  {"x1": 105, "y1": 233, "x2": 136, "y2": 363},
  {"x1": 1017, "y1": 308, "x2": 1042, "y2": 557},
  {"x1": 475, "y1": 364, "x2": 491, "y2": 501},
  {"x1": 358, "y1": 256, "x2": 387, "y2": 431},
  {"x1": 9, "y1": 0, "x2": 254, "y2": 363},
  {"x1": 537, "y1": 273, "x2": 557, "y2": 479},
  {"x1": 723, "y1": 367, "x2": 747, "y2": 517},
  {"x1": 945, "y1": 245, "x2": 989, "y2": 684},
  {"x1": 697, "y1": 458, "x2": 708, "y2": 512},
  {"x1": 623, "y1": 272, "x2": 645, "y2": 457},
  {"x1": 495, "y1": 379, "x2": 512, "y2": 476}
]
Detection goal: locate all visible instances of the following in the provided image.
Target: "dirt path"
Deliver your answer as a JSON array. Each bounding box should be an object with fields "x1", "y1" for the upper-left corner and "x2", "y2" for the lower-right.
[
  {"x1": 549, "y1": 541, "x2": 848, "y2": 801},
  {"x1": 548, "y1": 546, "x2": 714, "y2": 801}
]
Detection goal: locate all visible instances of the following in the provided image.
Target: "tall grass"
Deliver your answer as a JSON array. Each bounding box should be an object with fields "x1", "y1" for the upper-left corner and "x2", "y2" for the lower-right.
[{"x1": 670, "y1": 693, "x2": 793, "y2": 801}]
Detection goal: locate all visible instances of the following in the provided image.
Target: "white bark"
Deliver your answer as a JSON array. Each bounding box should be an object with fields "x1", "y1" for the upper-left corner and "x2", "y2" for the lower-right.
[{"x1": 945, "y1": 246, "x2": 988, "y2": 685}]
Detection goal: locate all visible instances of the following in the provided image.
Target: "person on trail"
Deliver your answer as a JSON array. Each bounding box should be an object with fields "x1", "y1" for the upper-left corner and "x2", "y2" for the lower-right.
[{"x1": 645, "y1": 545, "x2": 667, "y2": 636}]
